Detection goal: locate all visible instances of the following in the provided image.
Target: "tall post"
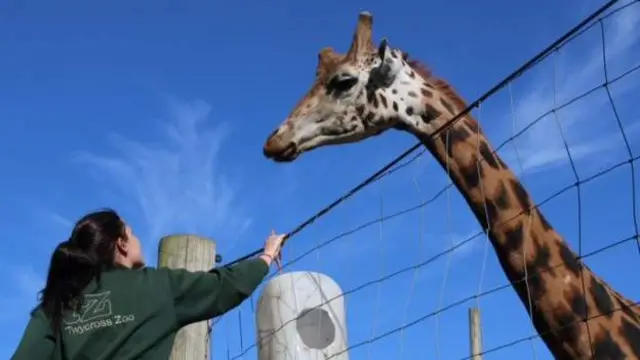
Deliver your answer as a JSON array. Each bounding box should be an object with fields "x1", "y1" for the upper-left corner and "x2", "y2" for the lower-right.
[
  {"x1": 158, "y1": 234, "x2": 217, "y2": 360},
  {"x1": 469, "y1": 307, "x2": 483, "y2": 360}
]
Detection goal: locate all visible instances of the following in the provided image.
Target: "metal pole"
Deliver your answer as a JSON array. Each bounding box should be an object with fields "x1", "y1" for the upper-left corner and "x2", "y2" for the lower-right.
[{"x1": 469, "y1": 307, "x2": 483, "y2": 360}]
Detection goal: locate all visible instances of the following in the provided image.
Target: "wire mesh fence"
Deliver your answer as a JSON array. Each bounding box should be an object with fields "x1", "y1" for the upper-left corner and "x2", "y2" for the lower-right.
[{"x1": 210, "y1": 1, "x2": 640, "y2": 359}]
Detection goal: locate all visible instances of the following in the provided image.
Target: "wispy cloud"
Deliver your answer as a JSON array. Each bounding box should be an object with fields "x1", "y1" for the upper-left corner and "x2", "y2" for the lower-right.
[
  {"x1": 503, "y1": 0, "x2": 640, "y2": 175},
  {"x1": 76, "y1": 99, "x2": 252, "y2": 259},
  {"x1": 9, "y1": 265, "x2": 44, "y2": 301},
  {"x1": 446, "y1": 231, "x2": 483, "y2": 259},
  {"x1": 33, "y1": 206, "x2": 74, "y2": 230},
  {"x1": 0, "y1": 265, "x2": 44, "y2": 323}
]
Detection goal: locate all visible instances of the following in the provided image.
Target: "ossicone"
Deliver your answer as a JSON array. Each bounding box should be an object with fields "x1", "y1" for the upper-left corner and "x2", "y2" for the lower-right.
[{"x1": 346, "y1": 11, "x2": 375, "y2": 60}]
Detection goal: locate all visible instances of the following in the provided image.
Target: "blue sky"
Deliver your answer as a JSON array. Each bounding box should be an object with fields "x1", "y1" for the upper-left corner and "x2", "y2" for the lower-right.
[{"x1": 0, "y1": 0, "x2": 638, "y2": 359}]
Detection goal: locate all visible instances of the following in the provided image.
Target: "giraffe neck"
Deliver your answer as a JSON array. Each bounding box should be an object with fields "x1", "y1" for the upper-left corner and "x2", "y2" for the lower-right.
[{"x1": 397, "y1": 88, "x2": 640, "y2": 358}]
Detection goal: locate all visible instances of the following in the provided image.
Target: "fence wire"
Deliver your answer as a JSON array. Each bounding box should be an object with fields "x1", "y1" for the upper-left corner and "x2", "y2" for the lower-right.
[{"x1": 210, "y1": 0, "x2": 640, "y2": 359}]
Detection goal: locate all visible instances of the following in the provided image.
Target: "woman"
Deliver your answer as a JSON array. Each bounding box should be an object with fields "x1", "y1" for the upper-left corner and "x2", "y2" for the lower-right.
[{"x1": 11, "y1": 209, "x2": 285, "y2": 359}]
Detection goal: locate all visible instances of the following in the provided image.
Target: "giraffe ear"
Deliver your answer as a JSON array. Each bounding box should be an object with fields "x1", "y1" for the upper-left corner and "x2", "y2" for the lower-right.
[
  {"x1": 318, "y1": 47, "x2": 341, "y2": 68},
  {"x1": 316, "y1": 47, "x2": 343, "y2": 78},
  {"x1": 369, "y1": 38, "x2": 400, "y2": 88},
  {"x1": 377, "y1": 38, "x2": 388, "y2": 61},
  {"x1": 369, "y1": 49, "x2": 396, "y2": 88}
]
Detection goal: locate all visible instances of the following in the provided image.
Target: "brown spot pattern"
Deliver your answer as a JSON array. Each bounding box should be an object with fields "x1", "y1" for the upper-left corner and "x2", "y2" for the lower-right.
[
  {"x1": 379, "y1": 94, "x2": 388, "y2": 108},
  {"x1": 440, "y1": 98, "x2": 455, "y2": 114},
  {"x1": 421, "y1": 104, "x2": 441, "y2": 123}
]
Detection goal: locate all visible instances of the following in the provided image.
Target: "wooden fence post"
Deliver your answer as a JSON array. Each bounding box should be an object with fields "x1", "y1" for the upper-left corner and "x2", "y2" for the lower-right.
[{"x1": 158, "y1": 234, "x2": 216, "y2": 360}]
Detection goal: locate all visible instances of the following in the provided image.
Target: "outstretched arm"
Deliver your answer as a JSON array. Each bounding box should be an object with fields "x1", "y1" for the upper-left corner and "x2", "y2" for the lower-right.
[{"x1": 167, "y1": 256, "x2": 271, "y2": 327}]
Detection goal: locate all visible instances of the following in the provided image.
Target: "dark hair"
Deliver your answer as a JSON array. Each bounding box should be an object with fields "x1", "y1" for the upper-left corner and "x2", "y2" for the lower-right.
[{"x1": 39, "y1": 209, "x2": 126, "y2": 331}]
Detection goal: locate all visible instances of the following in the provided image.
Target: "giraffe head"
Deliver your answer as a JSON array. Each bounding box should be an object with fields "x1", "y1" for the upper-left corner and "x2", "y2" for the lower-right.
[{"x1": 263, "y1": 11, "x2": 442, "y2": 162}]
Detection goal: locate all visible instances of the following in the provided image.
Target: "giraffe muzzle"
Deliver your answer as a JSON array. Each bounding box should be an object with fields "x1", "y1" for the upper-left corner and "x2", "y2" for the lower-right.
[{"x1": 263, "y1": 141, "x2": 298, "y2": 162}]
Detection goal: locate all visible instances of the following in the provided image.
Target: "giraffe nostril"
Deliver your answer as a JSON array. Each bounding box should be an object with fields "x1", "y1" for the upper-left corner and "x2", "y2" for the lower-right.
[{"x1": 268, "y1": 128, "x2": 279, "y2": 139}]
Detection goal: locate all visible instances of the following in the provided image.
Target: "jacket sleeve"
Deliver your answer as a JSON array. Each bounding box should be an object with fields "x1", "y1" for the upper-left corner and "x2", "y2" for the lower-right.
[
  {"x1": 165, "y1": 257, "x2": 269, "y2": 326},
  {"x1": 11, "y1": 308, "x2": 55, "y2": 360}
]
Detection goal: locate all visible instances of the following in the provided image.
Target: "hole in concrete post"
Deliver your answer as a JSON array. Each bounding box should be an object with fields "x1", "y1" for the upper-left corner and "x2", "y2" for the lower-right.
[{"x1": 295, "y1": 307, "x2": 336, "y2": 349}]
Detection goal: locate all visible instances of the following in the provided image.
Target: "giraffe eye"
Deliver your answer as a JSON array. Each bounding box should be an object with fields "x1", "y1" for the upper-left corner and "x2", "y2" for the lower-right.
[{"x1": 326, "y1": 74, "x2": 358, "y2": 94}]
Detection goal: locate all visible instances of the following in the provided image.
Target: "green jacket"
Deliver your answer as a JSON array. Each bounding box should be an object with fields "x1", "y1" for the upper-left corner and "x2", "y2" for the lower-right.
[{"x1": 11, "y1": 258, "x2": 269, "y2": 360}]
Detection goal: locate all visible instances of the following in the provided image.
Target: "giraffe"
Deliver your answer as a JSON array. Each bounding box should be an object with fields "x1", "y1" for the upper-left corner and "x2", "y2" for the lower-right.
[{"x1": 262, "y1": 12, "x2": 640, "y2": 359}]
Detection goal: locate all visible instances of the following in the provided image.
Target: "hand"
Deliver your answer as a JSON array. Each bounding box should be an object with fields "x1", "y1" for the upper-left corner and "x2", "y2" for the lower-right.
[{"x1": 260, "y1": 230, "x2": 286, "y2": 271}]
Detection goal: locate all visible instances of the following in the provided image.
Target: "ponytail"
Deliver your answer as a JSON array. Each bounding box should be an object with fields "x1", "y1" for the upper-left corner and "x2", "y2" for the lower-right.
[
  {"x1": 40, "y1": 241, "x2": 98, "y2": 330},
  {"x1": 39, "y1": 209, "x2": 124, "y2": 331}
]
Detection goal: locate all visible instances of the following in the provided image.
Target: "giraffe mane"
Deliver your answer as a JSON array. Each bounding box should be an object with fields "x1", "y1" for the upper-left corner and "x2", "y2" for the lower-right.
[{"x1": 407, "y1": 57, "x2": 470, "y2": 112}]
